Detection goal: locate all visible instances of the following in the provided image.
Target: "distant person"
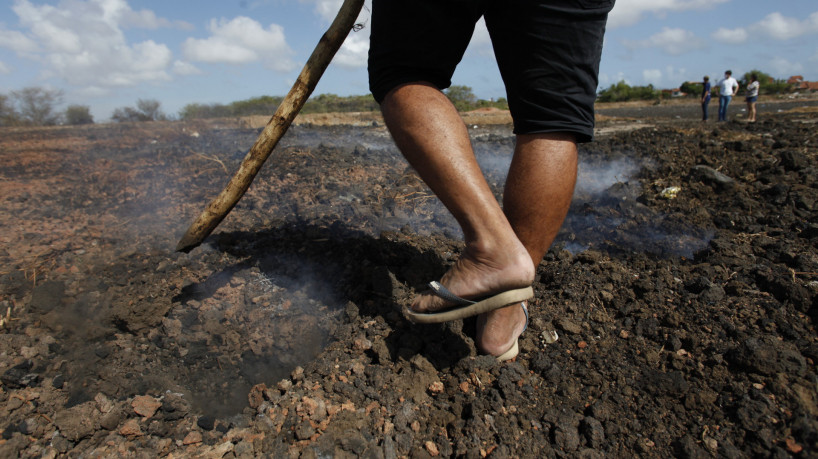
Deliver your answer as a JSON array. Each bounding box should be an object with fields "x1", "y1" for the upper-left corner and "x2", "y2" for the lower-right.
[
  {"x1": 701, "y1": 75, "x2": 711, "y2": 121},
  {"x1": 717, "y1": 70, "x2": 739, "y2": 122},
  {"x1": 745, "y1": 73, "x2": 760, "y2": 122}
]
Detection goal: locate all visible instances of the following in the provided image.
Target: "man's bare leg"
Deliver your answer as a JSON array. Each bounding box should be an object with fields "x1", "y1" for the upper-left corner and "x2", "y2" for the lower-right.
[
  {"x1": 380, "y1": 83, "x2": 535, "y2": 316},
  {"x1": 477, "y1": 133, "x2": 578, "y2": 356}
]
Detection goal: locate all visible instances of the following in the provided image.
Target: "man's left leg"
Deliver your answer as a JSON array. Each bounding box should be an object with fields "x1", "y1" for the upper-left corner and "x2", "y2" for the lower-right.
[{"x1": 476, "y1": 133, "x2": 577, "y2": 355}]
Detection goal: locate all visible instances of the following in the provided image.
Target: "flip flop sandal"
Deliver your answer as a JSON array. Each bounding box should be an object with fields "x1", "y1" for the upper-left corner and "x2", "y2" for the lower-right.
[
  {"x1": 494, "y1": 301, "x2": 529, "y2": 362},
  {"x1": 403, "y1": 281, "x2": 533, "y2": 324}
]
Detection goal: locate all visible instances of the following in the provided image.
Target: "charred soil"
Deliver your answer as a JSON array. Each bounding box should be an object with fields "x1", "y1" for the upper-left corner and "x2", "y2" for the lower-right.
[{"x1": 0, "y1": 107, "x2": 817, "y2": 458}]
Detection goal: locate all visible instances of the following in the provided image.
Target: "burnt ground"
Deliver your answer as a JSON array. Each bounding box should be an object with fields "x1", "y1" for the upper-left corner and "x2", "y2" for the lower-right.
[{"x1": 0, "y1": 101, "x2": 816, "y2": 458}]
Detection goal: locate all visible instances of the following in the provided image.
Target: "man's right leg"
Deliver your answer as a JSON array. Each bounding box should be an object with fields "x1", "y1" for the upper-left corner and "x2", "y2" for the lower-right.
[{"x1": 380, "y1": 83, "x2": 536, "y2": 314}]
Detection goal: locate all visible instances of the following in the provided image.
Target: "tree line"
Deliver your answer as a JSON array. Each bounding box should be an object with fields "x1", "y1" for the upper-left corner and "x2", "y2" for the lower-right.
[
  {"x1": 1, "y1": 70, "x2": 804, "y2": 127},
  {"x1": 0, "y1": 87, "x2": 93, "y2": 127},
  {"x1": 598, "y1": 69, "x2": 796, "y2": 103},
  {"x1": 177, "y1": 86, "x2": 507, "y2": 120},
  {"x1": 0, "y1": 84, "x2": 508, "y2": 127}
]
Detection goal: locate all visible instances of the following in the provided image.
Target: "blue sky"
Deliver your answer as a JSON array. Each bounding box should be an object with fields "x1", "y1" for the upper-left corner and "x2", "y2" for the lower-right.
[{"x1": 1, "y1": 0, "x2": 816, "y2": 121}]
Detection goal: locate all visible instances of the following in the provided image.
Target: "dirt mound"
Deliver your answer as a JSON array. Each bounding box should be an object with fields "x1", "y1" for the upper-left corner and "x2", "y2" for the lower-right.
[{"x1": 0, "y1": 112, "x2": 816, "y2": 457}]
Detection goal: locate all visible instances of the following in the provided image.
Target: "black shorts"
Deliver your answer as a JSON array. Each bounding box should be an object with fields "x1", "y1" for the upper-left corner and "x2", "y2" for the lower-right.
[{"x1": 368, "y1": 0, "x2": 614, "y2": 142}]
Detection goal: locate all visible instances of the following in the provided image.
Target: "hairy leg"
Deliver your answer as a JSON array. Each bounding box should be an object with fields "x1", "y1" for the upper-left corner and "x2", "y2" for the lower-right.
[
  {"x1": 380, "y1": 83, "x2": 535, "y2": 313},
  {"x1": 477, "y1": 133, "x2": 578, "y2": 355}
]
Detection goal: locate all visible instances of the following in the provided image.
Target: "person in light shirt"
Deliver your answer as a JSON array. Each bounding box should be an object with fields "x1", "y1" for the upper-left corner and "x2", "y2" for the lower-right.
[
  {"x1": 717, "y1": 70, "x2": 739, "y2": 122},
  {"x1": 745, "y1": 73, "x2": 760, "y2": 123}
]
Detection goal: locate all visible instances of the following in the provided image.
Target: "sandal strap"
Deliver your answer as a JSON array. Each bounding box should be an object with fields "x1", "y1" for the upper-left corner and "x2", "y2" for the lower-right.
[{"x1": 428, "y1": 281, "x2": 475, "y2": 306}]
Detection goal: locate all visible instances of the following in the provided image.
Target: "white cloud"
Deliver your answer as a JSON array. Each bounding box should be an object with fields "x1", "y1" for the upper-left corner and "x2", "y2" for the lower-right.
[
  {"x1": 465, "y1": 18, "x2": 495, "y2": 59},
  {"x1": 182, "y1": 17, "x2": 295, "y2": 72},
  {"x1": 624, "y1": 27, "x2": 705, "y2": 56},
  {"x1": 608, "y1": 0, "x2": 730, "y2": 29},
  {"x1": 172, "y1": 60, "x2": 202, "y2": 76},
  {"x1": 712, "y1": 27, "x2": 748, "y2": 45},
  {"x1": 300, "y1": 0, "x2": 372, "y2": 69},
  {"x1": 754, "y1": 12, "x2": 818, "y2": 40},
  {"x1": 332, "y1": 33, "x2": 369, "y2": 68},
  {"x1": 5, "y1": 0, "x2": 177, "y2": 90},
  {"x1": 642, "y1": 69, "x2": 662, "y2": 84},
  {"x1": 713, "y1": 11, "x2": 818, "y2": 44},
  {"x1": 598, "y1": 71, "x2": 628, "y2": 87},
  {"x1": 301, "y1": 0, "x2": 344, "y2": 23},
  {"x1": 768, "y1": 56, "x2": 804, "y2": 76},
  {"x1": 0, "y1": 61, "x2": 10, "y2": 74},
  {"x1": 642, "y1": 66, "x2": 688, "y2": 88},
  {"x1": 0, "y1": 29, "x2": 40, "y2": 53}
]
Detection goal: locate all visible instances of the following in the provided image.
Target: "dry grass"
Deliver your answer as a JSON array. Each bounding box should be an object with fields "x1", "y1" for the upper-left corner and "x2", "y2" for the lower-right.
[{"x1": 240, "y1": 108, "x2": 516, "y2": 128}]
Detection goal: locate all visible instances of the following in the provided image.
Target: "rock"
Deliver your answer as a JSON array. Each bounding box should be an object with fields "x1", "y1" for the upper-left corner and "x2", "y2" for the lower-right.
[
  {"x1": 556, "y1": 318, "x2": 582, "y2": 335},
  {"x1": 51, "y1": 435, "x2": 71, "y2": 453},
  {"x1": 780, "y1": 150, "x2": 808, "y2": 171},
  {"x1": 248, "y1": 383, "x2": 267, "y2": 410},
  {"x1": 683, "y1": 276, "x2": 711, "y2": 294},
  {"x1": 699, "y1": 284, "x2": 725, "y2": 304},
  {"x1": 94, "y1": 393, "x2": 115, "y2": 413},
  {"x1": 735, "y1": 399, "x2": 773, "y2": 432},
  {"x1": 726, "y1": 338, "x2": 807, "y2": 377},
  {"x1": 161, "y1": 318, "x2": 182, "y2": 337},
  {"x1": 197, "y1": 415, "x2": 216, "y2": 431},
  {"x1": 99, "y1": 407, "x2": 124, "y2": 431},
  {"x1": 428, "y1": 381, "x2": 444, "y2": 394},
  {"x1": 119, "y1": 419, "x2": 143, "y2": 437},
  {"x1": 1, "y1": 360, "x2": 40, "y2": 389},
  {"x1": 674, "y1": 435, "x2": 708, "y2": 458},
  {"x1": 648, "y1": 370, "x2": 690, "y2": 396},
  {"x1": 353, "y1": 337, "x2": 373, "y2": 352},
  {"x1": 553, "y1": 423, "x2": 581, "y2": 452},
  {"x1": 690, "y1": 165, "x2": 735, "y2": 190},
  {"x1": 212, "y1": 441, "x2": 235, "y2": 456},
  {"x1": 295, "y1": 420, "x2": 316, "y2": 440},
  {"x1": 55, "y1": 402, "x2": 98, "y2": 442},
  {"x1": 581, "y1": 417, "x2": 605, "y2": 448},
  {"x1": 161, "y1": 392, "x2": 189, "y2": 419},
  {"x1": 20, "y1": 346, "x2": 39, "y2": 359},
  {"x1": 0, "y1": 433, "x2": 30, "y2": 458},
  {"x1": 132, "y1": 395, "x2": 161, "y2": 418},
  {"x1": 29, "y1": 280, "x2": 65, "y2": 313},
  {"x1": 233, "y1": 440, "x2": 255, "y2": 458},
  {"x1": 183, "y1": 431, "x2": 203, "y2": 445},
  {"x1": 425, "y1": 441, "x2": 440, "y2": 456},
  {"x1": 277, "y1": 379, "x2": 293, "y2": 392}
]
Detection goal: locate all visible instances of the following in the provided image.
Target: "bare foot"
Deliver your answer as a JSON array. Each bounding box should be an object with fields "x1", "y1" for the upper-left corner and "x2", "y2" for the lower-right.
[
  {"x1": 409, "y1": 238, "x2": 534, "y2": 313},
  {"x1": 476, "y1": 302, "x2": 528, "y2": 357}
]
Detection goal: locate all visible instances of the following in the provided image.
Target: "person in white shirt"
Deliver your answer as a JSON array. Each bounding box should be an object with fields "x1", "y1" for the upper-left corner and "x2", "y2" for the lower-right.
[
  {"x1": 717, "y1": 70, "x2": 739, "y2": 122},
  {"x1": 745, "y1": 73, "x2": 760, "y2": 122}
]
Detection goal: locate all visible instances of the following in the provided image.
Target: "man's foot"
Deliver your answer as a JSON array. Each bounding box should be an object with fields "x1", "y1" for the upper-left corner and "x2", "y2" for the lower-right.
[
  {"x1": 476, "y1": 302, "x2": 528, "y2": 358},
  {"x1": 409, "y1": 240, "x2": 535, "y2": 314}
]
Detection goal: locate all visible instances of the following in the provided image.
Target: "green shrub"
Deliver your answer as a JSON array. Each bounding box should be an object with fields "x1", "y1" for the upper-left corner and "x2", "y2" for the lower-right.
[
  {"x1": 65, "y1": 105, "x2": 94, "y2": 125},
  {"x1": 597, "y1": 81, "x2": 659, "y2": 103}
]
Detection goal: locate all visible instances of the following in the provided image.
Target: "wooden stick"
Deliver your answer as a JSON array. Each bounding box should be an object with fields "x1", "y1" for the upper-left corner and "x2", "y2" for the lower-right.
[{"x1": 176, "y1": 0, "x2": 365, "y2": 253}]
